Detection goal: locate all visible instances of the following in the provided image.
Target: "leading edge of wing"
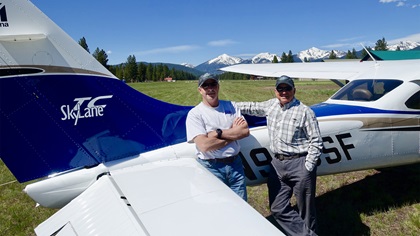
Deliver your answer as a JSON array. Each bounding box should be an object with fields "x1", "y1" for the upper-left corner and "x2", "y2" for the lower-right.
[
  {"x1": 35, "y1": 158, "x2": 284, "y2": 236},
  {"x1": 220, "y1": 61, "x2": 376, "y2": 80}
]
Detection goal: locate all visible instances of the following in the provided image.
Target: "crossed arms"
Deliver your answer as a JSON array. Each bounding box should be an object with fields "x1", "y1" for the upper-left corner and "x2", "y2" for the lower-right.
[{"x1": 193, "y1": 117, "x2": 249, "y2": 152}]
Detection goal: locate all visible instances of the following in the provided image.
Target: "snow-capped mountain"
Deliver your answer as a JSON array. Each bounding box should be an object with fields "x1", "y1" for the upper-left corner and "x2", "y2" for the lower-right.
[
  {"x1": 195, "y1": 54, "x2": 243, "y2": 74},
  {"x1": 387, "y1": 40, "x2": 420, "y2": 51},
  {"x1": 192, "y1": 41, "x2": 420, "y2": 74},
  {"x1": 250, "y1": 52, "x2": 279, "y2": 64},
  {"x1": 207, "y1": 53, "x2": 243, "y2": 65},
  {"x1": 297, "y1": 47, "x2": 346, "y2": 62},
  {"x1": 181, "y1": 63, "x2": 195, "y2": 68}
]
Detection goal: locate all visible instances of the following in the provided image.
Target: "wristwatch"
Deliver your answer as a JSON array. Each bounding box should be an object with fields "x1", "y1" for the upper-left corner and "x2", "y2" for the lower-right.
[{"x1": 216, "y1": 129, "x2": 223, "y2": 139}]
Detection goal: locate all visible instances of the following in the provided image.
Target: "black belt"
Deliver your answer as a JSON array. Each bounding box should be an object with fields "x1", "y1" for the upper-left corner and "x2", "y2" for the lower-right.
[
  {"x1": 204, "y1": 155, "x2": 238, "y2": 164},
  {"x1": 274, "y1": 152, "x2": 307, "y2": 161}
]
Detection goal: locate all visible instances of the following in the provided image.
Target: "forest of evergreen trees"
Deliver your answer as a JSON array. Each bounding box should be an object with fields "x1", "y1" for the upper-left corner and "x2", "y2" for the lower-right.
[
  {"x1": 109, "y1": 56, "x2": 197, "y2": 83},
  {"x1": 78, "y1": 37, "x2": 197, "y2": 82},
  {"x1": 79, "y1": 36, "x2": 391, "y2": 82}
]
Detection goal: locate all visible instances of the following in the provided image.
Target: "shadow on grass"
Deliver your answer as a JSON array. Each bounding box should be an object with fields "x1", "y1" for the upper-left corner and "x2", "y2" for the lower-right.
[{"x1": 266, "y1": 163, "x2": 420, "y2": 236}]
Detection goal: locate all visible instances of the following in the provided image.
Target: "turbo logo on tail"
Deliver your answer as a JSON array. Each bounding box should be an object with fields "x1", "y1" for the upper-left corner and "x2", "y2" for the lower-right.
[{"x1": 60, "y1": 95, "x2": 113, "y2": 125}]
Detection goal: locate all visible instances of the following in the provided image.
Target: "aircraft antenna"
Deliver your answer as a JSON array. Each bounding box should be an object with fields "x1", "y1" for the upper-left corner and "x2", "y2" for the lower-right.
[{"x1": 361, "y1": 43, "x2": 377, "y2": 63}]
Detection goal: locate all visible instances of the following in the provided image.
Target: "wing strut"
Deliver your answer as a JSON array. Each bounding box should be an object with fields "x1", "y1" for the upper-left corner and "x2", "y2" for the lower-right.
[
  {"x1": 331, "y1": 79, "x2": 345, "y2": 87},
  {"x1": 361, "y1": 43, "x2": 377, "y2": 63}
]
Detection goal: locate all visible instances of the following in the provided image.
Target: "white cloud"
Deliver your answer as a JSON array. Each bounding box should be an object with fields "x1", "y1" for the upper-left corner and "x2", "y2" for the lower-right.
[
  {"x1": 388, "y1": 33, "x2": 420, "y2": 44},
  {"x1": 236, "y1": 53, "x2": 258, "y2": 57},
  {"x1": 324, "y1": 32, "x2": 420, "y2": 50},
  {"x1": 135, "y1": 45, "x2": 199, "y2": 55},
  {"x1": 322, "y1": 36, "x2": 368, "y2": 49},
  {"x1": 379, "y1": 0, "x2": 399, "y2": 3},
  {"x1": 337, "y1": 36, "x2": 365, "y2": 43},
  {"x1": 323, "y1": 40, "x2": 374, "y2": 50},
  {"x1": 379, "y1": 0, "x2": 420, "y2": 8},
  {"x1": 323, "y1": 43, "x2": 352, "y2": 49},
  {"x1": 207, "y1": 39, "x2": 237, "y2": 47}
]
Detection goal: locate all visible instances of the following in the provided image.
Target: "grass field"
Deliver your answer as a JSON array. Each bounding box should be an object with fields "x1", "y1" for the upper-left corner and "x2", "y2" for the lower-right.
[{"x1": 1, "y1": 80, "x2": 419, "y2": 235}]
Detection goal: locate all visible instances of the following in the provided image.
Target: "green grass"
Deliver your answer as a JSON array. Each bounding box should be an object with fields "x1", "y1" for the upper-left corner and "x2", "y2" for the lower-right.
[
  {"x1": 1, "y1": 80, "x2": 419, "y2": 235},
  {"x1": 0, "y1": 161, "x2": 57, "y2": 236},
  {"x1": 130, "y1": 79, "x2": 339, "y2": 105}
]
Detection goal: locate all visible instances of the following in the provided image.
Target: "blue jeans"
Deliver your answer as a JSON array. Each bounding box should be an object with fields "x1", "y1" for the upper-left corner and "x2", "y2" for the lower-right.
[{"x1": 197, "y1": 156, "x2": 247, "y2": 201}]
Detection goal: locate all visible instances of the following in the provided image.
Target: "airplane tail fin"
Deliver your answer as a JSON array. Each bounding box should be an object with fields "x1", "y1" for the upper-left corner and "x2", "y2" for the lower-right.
[
  {"x1": 0, "y1": 0, "x2": 113, "y2": 77},
  {"x1": 0, "y1": 0, "x2": 191, "y2": 182}
]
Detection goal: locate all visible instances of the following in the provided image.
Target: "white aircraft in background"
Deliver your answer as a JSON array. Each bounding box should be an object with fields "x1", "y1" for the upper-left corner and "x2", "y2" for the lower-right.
[{"x1": 0, "y1": 0, "x2": 418, "y2": 235}]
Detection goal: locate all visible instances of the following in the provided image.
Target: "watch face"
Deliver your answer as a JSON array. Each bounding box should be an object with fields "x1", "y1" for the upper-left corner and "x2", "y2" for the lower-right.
[{"x1": 217, "y1": 129, "x2": 222, "y2": 138}]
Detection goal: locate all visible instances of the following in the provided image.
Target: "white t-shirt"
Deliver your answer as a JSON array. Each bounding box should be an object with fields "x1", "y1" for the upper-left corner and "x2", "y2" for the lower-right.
[{"x1": 186, "y1": 100, "x2": 242, "y2": 160}]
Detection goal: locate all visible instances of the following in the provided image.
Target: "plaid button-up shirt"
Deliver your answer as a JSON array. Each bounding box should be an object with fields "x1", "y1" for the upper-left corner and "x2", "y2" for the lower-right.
[{"x1": 234, "y1": 98, "x2": 323, "y2": 171}]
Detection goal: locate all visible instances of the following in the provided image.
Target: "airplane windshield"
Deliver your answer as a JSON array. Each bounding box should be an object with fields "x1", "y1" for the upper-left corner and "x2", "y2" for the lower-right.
[{"x1": 331, "y1": 79, "x2": 403, "y2": 102}]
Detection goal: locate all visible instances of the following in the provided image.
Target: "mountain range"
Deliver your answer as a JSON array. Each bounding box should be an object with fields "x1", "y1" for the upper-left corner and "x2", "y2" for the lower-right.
[{"x1": 159, "y1": 40, "x2": 420, "y2": 76}]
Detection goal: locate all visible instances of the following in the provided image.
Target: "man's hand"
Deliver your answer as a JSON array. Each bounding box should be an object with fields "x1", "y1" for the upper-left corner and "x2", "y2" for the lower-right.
[
  {"x1": 232, "y1": 117, "x2": 247, "y2": 128},
  {"x1": 230, "y1": 117, "x2": 250, "y2": 139}
]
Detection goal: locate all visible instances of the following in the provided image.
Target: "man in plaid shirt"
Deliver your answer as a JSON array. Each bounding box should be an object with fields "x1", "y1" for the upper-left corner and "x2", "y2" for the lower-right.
[{"x1": 234, "y1": 75, "x2": 323, "y2": 236}]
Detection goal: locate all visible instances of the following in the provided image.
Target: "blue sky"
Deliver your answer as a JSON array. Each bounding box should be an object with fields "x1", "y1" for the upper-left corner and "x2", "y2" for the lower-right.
[{"x1": 31, "y1": 0, "x2": 420, "y2": 66}]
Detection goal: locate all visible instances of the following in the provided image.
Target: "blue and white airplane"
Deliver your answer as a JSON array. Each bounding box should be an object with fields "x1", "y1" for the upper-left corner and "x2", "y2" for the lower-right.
[{"x1": 0, "y1": 0, "x2": 419, "y2": 235}]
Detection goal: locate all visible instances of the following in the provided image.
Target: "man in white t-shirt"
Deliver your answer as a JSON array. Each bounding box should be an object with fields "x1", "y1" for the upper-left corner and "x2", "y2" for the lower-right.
[{"x1": 186, "y1": 73, "x2": 249, "y2": 201}]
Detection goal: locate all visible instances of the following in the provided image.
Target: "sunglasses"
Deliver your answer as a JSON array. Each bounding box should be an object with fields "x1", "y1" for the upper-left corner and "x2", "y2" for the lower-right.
[
  {"x1": 276, "y1": 86, "x2": 293, "y2": 92},
  {"x1": 201, "y1": 82, "x2": 218, "y2": 89}
]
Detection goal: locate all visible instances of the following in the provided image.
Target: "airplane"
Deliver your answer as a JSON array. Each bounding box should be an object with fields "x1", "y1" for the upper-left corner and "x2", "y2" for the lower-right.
[
  {"x1": 0, "y1": 0, "x2": 419, "y2": 235},
  {"x1": 221, "y1": 59, "x2": 420, "y2": 175}
]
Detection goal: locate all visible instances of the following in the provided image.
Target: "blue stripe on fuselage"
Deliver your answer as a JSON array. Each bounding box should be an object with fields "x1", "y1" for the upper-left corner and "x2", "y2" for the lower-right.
[{"x1": 311, "y1": 103, "x2": 420, "y2": 117}]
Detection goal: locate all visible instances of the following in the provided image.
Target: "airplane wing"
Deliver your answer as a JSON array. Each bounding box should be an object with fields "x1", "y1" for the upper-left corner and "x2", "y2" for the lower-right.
[
  {"x1": 219, "y1": 61, "x2": 373, "y2": 80},
  {"x1": 35, "y1": 158, "x2": 282, "y2": 235},
  {"x1": 220, "y1": 59, "x2": 420, "y2": 84}
]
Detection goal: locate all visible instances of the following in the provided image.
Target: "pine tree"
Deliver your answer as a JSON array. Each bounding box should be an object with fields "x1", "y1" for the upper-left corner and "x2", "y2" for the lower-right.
[
  {"x1": 345, "y1": 50, "x2": 352, "y2": 59},
  {"x1": 361, "y1": 46, "x2": 372, "y2": 58},
  {"x1": 92, "y1": 47, "x2": 109, "y2": 68},
  {"x1": 345, "y1": 48, "x2": 358, "y2": 59},
  {"x1": 78, "y1": 37, "x2": 90, "y2": 53},
  {"x1": 125, "y1": 55, "x2": 138, "y2": 82},
  {"x1": 137, "y1": 62, "x2": 146, "y2": 82},
  {"x1": 146, "y1": 63, "x2": 153, "y2": 81},
  {"x1": 329, "y1": 50, "x2": 337, "y2": 59},
  {"x1": 280, "y1": 52, "x2": 288, "y2": 63},
  {"x1": 352, "y1": 48, "x2": 358, "y2": 59},
  {"x1": 287, "y1": 50, "x2": 294, "y2": 62},
  {"x1": 113, "y1": 64, "x2": 124, "y2": 80},
  {"x1": 374, "y1": 37, "x2": 388, "y2": 51},
  {"x1": 272, "y1": 55, "x2": 279, "y2": 63}
]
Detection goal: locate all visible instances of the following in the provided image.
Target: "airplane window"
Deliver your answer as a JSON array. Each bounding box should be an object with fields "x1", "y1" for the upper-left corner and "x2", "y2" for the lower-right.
[
  {"x1": 370, "y1": 80, "x2": 403, "y2": 100},
  {"x1": 405, "y1": 91, "x2": 420, "y2": 109},
  {"x1": 331, "y1": 79, "x2": 402, "y2": 102}
]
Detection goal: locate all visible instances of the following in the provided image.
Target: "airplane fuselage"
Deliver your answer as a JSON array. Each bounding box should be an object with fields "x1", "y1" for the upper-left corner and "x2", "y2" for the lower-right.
[{"x1": 24, "y1": 102, "x2": 420, "y2": 208}]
